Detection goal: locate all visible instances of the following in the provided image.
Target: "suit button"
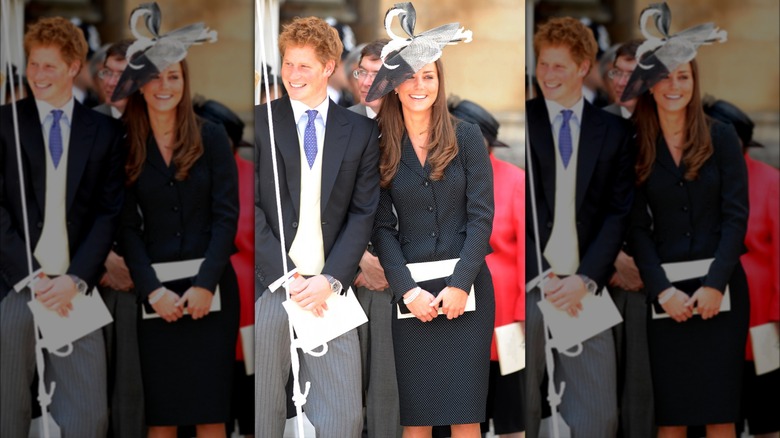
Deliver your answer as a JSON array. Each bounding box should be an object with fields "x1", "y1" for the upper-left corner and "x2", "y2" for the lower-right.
[
  {"x1": 37, "y1": 221, "x2": 43, "y2": 228},
  {"x1": 175, "y1": 232, "x2": 181, "y2": 237},
  {"x1": 430, "y1": 231, "x2": 437, "y2": 237},
  {"x1": 66, "y1": 221, "x2": 71, "y2": 226},
  {"x1": 423, "y1": 180, "x2": 430, "y2": 187},
  {"x1": 546, "y1": 221, "x2": 553, "y2": 229},
  {"x1": 427, "y1": 205, "x2": 434, "y2": 212},
  {"x1": 684, "y1": 232, "x2": 691, "y2": 238},
  {"x1": 321, "y1": 221, "x2": 328, "y2": 225},
  {"x1": 682, "y1": 206, "x2": 688, "y2": 212},
  {"x1": 169, "y1": 181, "x2": 175, "y2": 187},
  {"x1": 292, "y1": 222, "x2": 298, "y2": 228},
  {"x1": 678, "y1": 181, "x2": 684, "y2": 187},
  {"x1": 172, "y1": 206, "x2": 179, "y2": 212}
]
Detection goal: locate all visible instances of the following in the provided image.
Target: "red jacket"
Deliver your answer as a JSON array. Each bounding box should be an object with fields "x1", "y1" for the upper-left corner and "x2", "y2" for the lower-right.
[
  {"x1": 486, "y1": 154, "x2": 525, "y2": 361},
  {"x1": 741, "y1": 155, "x2": 780, "y2": 360},
  {"x1": 232, "y1": 154, "x2": 255, "y2": 361}
]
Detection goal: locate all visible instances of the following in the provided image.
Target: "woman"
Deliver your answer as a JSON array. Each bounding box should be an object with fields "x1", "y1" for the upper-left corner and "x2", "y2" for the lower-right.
[
  {"x1": 627, "y1": 57, "x2": 749, "y2": 437},
  {"x1": 118, "y1": 57, "x2": 239, "y2": 438},
  {"x1": 370, "y1": 55, "x2": 494, "y2": 437}
]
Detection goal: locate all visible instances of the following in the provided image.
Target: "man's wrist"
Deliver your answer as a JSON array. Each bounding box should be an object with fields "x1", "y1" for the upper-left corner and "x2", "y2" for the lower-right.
[
  {"x1": 577, "y1": 274, "x2": 598, "y2": 294},
  {"x1": 68, "y1": 274, "x2": 89, "y2": 294},
  {"x1": 323, "y1": 274, "x2": 344, "y2": 296}
]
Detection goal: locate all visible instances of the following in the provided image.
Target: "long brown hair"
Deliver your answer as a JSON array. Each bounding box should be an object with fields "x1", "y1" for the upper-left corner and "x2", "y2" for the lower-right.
[
  {"x1": 633, "y1": 59, "x2": 712, "y2": 185},
  {"x1": 122, "y1": 59, "x2": 203, "y2": 185},
  {"x1": 376, "y1": 59, "x2": 458, "y2": 188}
]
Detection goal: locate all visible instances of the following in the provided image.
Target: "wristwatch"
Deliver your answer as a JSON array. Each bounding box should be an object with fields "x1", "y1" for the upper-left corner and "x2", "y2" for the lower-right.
[
  {"x1": 68, "y1": 274, "x2": 89, "y2": 294},
  {"x1": 323, "y1": 274, "x2": 344, "y2": 296},
  {"x1": 578, "y1": 274, "x2": 598, "y2": 294}
]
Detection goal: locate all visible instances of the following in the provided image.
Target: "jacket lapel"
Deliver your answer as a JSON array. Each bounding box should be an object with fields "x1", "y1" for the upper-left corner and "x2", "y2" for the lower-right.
[
  {"x1": 18, "y1": 98, "x2": 47, "y2": 213},
  {"x1": 66, "y1": 101, "x2": 97, "y2": 210},
  {"x1": 320, "y1": 102, "x2": 350, "y2": 209},
  {"x1": 273, "y1": 97, "x2": 302, "y2": 217},
  {"x1": 575, "y1": 101, "x2": 606, "y2": 212}
]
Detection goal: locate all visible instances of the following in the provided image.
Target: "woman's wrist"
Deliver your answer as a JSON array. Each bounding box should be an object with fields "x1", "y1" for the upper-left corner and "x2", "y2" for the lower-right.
[
  {"x1": 403, "y1": 286, "x2": 422, "y2": 305},
  {"x1": 658, "y1": 287, "x2": 676, "y2": 305},
  {"x1": 148, "y1": 287, "x2": 167, "y2": 305}
]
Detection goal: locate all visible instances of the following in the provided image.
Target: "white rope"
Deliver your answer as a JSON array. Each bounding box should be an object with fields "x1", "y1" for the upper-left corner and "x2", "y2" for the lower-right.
[
  {"x1": 2, "y1": 1, "x2": 55, "y2": 435},
  {"x1": 255, "y1": 1, "x2": 311, "y2": 436}
]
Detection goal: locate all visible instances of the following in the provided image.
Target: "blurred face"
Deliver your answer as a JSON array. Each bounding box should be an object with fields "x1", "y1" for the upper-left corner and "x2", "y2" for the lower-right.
[
  {"x1": 281, "y1": 45, "x2": 334, "y2": 108},
  {"x1": 651, "y1": 62, "x2": 693, "y2": 115},
  {"x1": 140, "y1": 62, "x2": 184, "y2": 115},
  {"x1": 395, "y1": 62, "x2": 438, "y2": 115},
  {"x1": 357, "y1": 56, "x2": 383, "y2": 110},
  {"x1": 536, "y1": 45, "x2": 588, "y2": 108},
  {"x1": 612, "y1": 55, "x2": 637, "y2": 108},
  {"x1": 27, "y1": 45, "x2": 79, "y2": 108},
  {"x1": 101, "y1": 55, "x2": 128, "y2": 106}
]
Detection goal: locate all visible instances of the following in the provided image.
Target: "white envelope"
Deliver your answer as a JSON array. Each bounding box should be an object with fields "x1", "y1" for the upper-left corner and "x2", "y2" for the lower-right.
[
  {"x1": 27, "y1": 287, "x2": 113, "y2": 351},
  {"x1": 240, "y1": 324, "x2": 255, "y2": 376},
  {"x1": 495, "y1": 322, "x2": 525, "y2": 375},
  {"x1": 397, "y1": 258, "x2": 475, "y2": 319},
  {"x1": 750, "y1": 322, "x2": 780, "y2": 375},
  {"x1": 282, "y1": 286, "x2": 368, "y2": 353},
  {"x1": 142, "y1": 258, "x2": 221, "y2": 319},
  {"x1": 536, "y1": 281, "x2": 623, "y2": 352},
  {"x1": 651, "y1": 258, "x2": 731, "y2": 319}
]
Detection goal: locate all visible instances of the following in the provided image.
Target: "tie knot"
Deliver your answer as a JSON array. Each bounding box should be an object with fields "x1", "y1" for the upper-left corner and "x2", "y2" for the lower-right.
[
  {"x1": 51, "y1": 109, "x2": 63, "y2": 123},
  {"x1": 305, "y1": 109, "x2": 318, "y2": 125},
  {"x1": 561, "y1": 109, "x2": 573, "y2": 123}
]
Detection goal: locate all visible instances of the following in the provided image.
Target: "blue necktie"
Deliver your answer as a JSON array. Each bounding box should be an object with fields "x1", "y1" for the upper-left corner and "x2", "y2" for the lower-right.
[
  {"x1": 49, "y1": 109, "x2": 64, "y2": 168},
  {"x1": 303, "y1": 109, "x2": 318, "y2": 168},
  {"x1": 559, "y1": 109, "x2": 573, "y2": 168}
]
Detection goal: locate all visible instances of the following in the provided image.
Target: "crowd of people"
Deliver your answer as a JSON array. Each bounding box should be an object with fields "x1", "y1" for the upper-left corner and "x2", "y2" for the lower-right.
[{"x1": 0, "y1": 1, "x2": 776, "y2": 438}]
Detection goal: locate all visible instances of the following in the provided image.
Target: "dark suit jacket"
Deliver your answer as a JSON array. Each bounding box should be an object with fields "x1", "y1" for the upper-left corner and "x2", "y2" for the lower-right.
[
  {"x1": 628, "y1": 120, "x2": 748, "y2": 301},
  {"x1": 0, "y1": 97, "x2": 125, "y2": 299},
  {"x1": 119, "y1": 121, "x2": 238, "y2": 299},
  {"x1": 371, "y1": 121, "x2": 494, "y2": 302},
  {"x1": 525, "y1": 97, "x2": 635, "y2": 288},
  {"x1": 254, "y1": 96, "x2": 380, "y2": 292}
]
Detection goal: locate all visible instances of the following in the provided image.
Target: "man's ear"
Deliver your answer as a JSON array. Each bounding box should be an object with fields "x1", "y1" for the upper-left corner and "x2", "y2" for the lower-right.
[{"x1": 324, "y1": 59, "x2": 336, "y2": 77}]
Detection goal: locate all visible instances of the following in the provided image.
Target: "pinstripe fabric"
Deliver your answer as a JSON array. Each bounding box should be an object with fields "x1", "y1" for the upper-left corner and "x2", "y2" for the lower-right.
[
  {"x1": 0, "y1": 290, "x2": 108, "y2": 437},
  {"x1": 355, "y1": 286, "x2": 402, "y2": 438},
  {"x1": 0, "y1": 290, "x2": 37, "y2": 437},
  {"x1": 524, "y1": 288, "x2": 549, "y2": 438},
  {"x1": 255, "y1": 288, "x2": 363, "y2": 437}
]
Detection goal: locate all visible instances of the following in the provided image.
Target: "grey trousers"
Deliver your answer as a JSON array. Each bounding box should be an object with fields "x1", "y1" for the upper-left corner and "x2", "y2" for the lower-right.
[
  {"x1": 525, "y1": 288, "x2": 618, "y2": 438},
  {"x1": 610, "y1": 287, "x2": 655, "y2": 438},
  {"x1": 0, "y1": 289, "x2": 108, "y2": 438},
  {"x1": 356, "y1": 286, "x2": 403, "y2": 438},
  {"x1": 100, "y1": 287, "x2": 146, "y2": 438},
  {"x1": 255, "y1": 288, "x2": 363, "y2": 437}
]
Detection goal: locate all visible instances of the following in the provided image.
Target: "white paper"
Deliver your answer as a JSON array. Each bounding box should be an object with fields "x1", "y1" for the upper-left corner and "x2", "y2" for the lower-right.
[
  {"x1": 142, "y1": 258, "x2": 221, "y2": 319},
  {"x1": 750, "y1": 322, "x2": 780, "y2": 375},
  {"x1": 537, "y1": 286, "x2": 623, "y2": 351},
  {"x1": 240, "y1": 324, "x2": 255, "y2": 375},
  {"x1": 495, "y1": 322, "x2": 525, "y2": 375},
  {"x1": 282, "y1": 286, "x2": 368, "y2": 353},
  {"x1": 27, "y1": 287, "x2": 113, "y2": 351},
  {"x1": 397, "y1": 258, "x2": 476, "y2": 319},
  {"x1": 651, "y1": 258, "x2": 731, "y2": 319}
]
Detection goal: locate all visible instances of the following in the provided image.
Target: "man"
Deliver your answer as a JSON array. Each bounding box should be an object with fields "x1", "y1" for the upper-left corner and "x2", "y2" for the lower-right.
[
  {"x1": 347, "y1": 38, "x2": 403, "y2": 438},
  {"x1": 0, "y1": 17, "x2": 124, "y2": 437},
  {"x1": 93, "y1": 39, "x2": 133, "y2": 119},
  {"x1": 602, "y1": 38, "x2": 656, "y2": 438},
  {"x1": 254, "y1": 16, "x2": 380, "y2": 437},
  {"x1": 603, "y1": 39, "x2": 643, "y2": 119},
  {"x1": 525, "y1": 17, "x2": 634, "y2": 437}
]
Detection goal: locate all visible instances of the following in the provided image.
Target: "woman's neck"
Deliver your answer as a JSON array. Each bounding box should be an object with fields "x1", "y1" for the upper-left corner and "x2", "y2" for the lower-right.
[
  {"x1": 148, "y1": 108, "x2": 177, "y2": 148},
  {"x1": 657, "y1": 108, "x2": 686, "y2": 148},
  {"x1": 402, "y1": 109, "x2": 432, "y2": 142}
]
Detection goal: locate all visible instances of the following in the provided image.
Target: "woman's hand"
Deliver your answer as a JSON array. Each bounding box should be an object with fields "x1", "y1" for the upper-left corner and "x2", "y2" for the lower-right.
[
  {"x1": 659, "y1": 287, "x2": 693, "y2": 323},
  {"x1": 151, "y1": 288, "x2": 183, "y2": 322},
  {"x1": 176, "y1": 286, "x2": 214, "y2": 320},
  {"x1": 429, "y1": 286, "x2": 469, "y2": 320},
  {"x1": 685, "y1": 286, "x2": 724, "y2": 320},
  {"x1": 403, "y1": 288, "x2": 438, "y2": 322}
]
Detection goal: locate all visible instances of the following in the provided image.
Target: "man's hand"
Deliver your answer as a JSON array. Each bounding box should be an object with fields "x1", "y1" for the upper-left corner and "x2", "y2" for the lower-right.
[
  {"x1": 609, "y1": 251, "x2": 644, "y2": 291},
  {"x1": 176, "y1": 286, "x2": 214, "y2": 320},
  {"x1": 35, "y1": 275, "x2": 78, "y2": 317},
  {"x1": 429, "y1": 286, "x2": 469, "y2": 320},
  {"x1": 99, "y1": 250, "x2": 134, "y2": 291},
  {"x1": 544, "y1": 275, "x2": 586, "y2": 317},
  {"x1": 290, "y1": 275, "x2": 332, "y2": 317},
  {"x1": 353, "y1": 250, "x2": 389, "y2": 291}
]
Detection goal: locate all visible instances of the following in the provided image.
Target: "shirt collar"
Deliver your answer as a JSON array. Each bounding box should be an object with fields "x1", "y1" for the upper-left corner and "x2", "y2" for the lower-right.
[
  {"x1": 544, "y1": 96, "x2": 584, "y2": 126},
  {"x1": 35, "y1": 97, "x2": 75, "y2": 126},
  {"x1": 366, "y1": 106, "x2": 377, "y2": 119},
  {"x1": 290, "y1": 96, "x2": 330, "y2": 126}
]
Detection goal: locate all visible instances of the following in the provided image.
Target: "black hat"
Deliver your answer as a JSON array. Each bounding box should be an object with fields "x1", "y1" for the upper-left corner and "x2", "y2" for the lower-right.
[
  {"x1": 703, "y1": 97, "x2": 763, "y2": 148},
  {"x1": 449, "y1": 99, "x2": 508, "y2": 148}
]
